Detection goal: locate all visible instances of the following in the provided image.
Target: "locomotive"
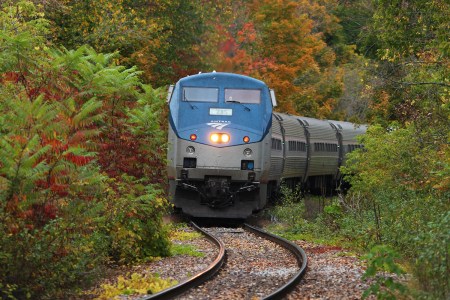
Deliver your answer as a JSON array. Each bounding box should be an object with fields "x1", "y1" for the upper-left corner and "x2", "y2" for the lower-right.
[{"x1": 167, "y1": 72, "x2": 366, "y2": 218}]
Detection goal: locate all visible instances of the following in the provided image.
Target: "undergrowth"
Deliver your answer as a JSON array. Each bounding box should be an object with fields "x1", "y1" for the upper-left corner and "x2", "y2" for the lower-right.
[
  {"x1": 266, "y1": 187, "x2": 413, "y2": 299},
  {"x1": 168, "y1": 224, "x2": 205, "y2": 257},
  {"x1": 170, "y1": 244, "x2": 205, "y2": 257},
  {"x1": 170, "y1": 228, "x2": 202, "y2": 241},
  {"x1": 95, "y1": 273, "x2": 177, "y2": 299},
  {"x1": 266, "y1": 187, "x2": 349, "y2": 248}
]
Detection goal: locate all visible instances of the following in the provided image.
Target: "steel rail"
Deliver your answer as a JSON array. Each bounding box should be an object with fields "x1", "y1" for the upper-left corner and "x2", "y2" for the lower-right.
[
  {"x1": 140, "y1": 221, "x2": 226, "y2": 300},
  {"x1": 243, "y1": 223, "x2": 308, "y2": 300}
]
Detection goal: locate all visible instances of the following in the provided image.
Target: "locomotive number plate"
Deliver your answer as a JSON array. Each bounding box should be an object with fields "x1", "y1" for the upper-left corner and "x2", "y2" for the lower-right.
[{"x1": 209, "y1": 108, "x2": 233, "y2": 116}]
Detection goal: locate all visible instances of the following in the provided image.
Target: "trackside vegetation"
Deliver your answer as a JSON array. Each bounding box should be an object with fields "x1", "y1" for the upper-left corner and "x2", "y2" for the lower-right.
[
  {"x1": 269, "y1": 0, "x2": 449, "y2": 298},
  {"x1": 270, "y1": 172, "x2": 448, "y2": 299},
  {"x1": 0, "y1": 2, "x2": 169, "y2": 298},
  {"x1": 95, "y1": 273, "x2": 178, "y2": 299},
  {"x1": 270, "y1": 122, "x2": 449, "y2": 299}
]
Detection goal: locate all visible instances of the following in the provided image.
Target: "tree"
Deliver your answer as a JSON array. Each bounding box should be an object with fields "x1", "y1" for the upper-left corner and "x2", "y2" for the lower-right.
[
  {"x1": 342, "y1": 1, "x2": 449, "y2": 297},
  {"x1": 0, "y1": 2, "x2": 169, "y2": 297},
  {"x1": 44, "y1": 0, "x2": 213, "y2": 87},
  {"x1": 247, "y1": 0, "x2": 344, "y2": 117},
  {"x1": 364, "y1": 0, "x2": 449, "y2": 125}
]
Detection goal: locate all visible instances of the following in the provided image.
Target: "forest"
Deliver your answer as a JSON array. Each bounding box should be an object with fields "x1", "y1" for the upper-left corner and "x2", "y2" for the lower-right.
[{"x1": 0, "y1": 0, "x2": 448, "y2": 299}]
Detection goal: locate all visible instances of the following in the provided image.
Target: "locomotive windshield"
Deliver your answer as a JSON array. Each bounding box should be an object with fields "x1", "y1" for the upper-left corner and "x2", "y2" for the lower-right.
[
  {"x1": 225, "y1": 89, "x2": 260, "y2": 104},
  {"x1": 183, "y1": 87, "x2": 218, "y2": 102}
]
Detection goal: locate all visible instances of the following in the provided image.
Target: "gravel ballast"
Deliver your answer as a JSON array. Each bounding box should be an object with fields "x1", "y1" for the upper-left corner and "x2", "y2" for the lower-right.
[
  {"x1": 84, "y1": 224, "x2": 373, "y2": 299},
  {"x1": 175, "y1": 227, "x2": 299, "y2": 299}
]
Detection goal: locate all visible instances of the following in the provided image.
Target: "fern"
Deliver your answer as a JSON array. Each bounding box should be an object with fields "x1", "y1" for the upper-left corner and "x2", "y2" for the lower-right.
[{"x1": 72, "y1": 97, "x2": 103, "y2": 129}]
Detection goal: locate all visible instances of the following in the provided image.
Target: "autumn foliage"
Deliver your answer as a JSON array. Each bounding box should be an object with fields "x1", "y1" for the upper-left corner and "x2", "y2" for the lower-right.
[
  {"x1": 0, "y1": 2, "x2": 169, "y2": 298},
  {"x1": 207, "y1": 0, "x2": 344, "y2": 117},
  {"x1": 1, "y1": 0, "x2": 448, "y2": 298}
]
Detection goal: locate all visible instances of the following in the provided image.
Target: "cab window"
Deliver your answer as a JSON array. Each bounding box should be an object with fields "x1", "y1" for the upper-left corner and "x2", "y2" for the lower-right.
[
  {"x1": 183, "y1": 87, "x2": 219, "y2": 102},
  {"x1": 225, "y1": 89, "x2": 261, "y2": 104}
]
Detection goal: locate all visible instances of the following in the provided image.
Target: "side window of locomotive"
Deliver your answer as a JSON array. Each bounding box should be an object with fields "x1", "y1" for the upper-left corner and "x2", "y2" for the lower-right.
[
  {"x1": 225, "y1": 89, "x2": 261, "y2": 104},
  {"x1": 183, "y1": 87, "x2": 219, "y2": 102}
]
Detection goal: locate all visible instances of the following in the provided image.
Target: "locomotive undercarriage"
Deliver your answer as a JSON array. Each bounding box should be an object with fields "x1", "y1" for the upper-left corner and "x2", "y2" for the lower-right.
[{"x1": 177, "y1": 175, "x2": 259, "y2": 209}]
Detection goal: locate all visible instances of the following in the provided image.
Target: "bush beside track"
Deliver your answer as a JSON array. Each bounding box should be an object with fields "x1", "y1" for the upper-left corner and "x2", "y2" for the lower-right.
[{"x1": 266, "y1": 184, "x2": 449, "y2": 299}]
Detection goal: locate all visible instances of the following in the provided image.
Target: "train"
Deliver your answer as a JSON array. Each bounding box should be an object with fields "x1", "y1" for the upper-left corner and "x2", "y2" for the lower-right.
[{"x1": 167, "y1": 72, "x2": 366, "y2": 218}]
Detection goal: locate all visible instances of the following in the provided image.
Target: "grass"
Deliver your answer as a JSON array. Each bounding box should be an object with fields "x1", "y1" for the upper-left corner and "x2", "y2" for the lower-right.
[
  {"x1": 168, "y1": 223, "x2": 205, "y2": 257},
  {"x1": 170, "y1": 230, "x2": 202, "y2": 241},
  {"x1": 265, "y1": 221, "x2": 346, "y2": 247},
  {"x1": 170, "y1": 244, "x2": 205, "y2": 257}
]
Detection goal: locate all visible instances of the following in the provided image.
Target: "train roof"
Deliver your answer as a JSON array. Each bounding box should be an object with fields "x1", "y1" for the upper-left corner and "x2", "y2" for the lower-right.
[
  {"x1": 177, "y1": 72, "x2": 267, "y2": 88},
  {"x1": 274, "y1": 113, "x2": 367, "y2": 141},
  {"x1": 328, "y1": 120, "x2": 367, "y2": 141}
]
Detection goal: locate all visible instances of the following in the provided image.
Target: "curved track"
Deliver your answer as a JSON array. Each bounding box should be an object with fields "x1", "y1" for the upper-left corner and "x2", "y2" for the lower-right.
[
  {"x1": 141, "y1": 221, "x2": 226, "y2": 300},
  {"x1": 142, "y1": 222, "x2": 307, "y2": 299},
  {"x1": 243, "y1": 223, "x2": 308, "y2": 299}
]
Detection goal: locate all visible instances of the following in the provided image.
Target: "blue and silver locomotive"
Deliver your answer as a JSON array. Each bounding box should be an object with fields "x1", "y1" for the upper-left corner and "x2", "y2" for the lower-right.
[
  {"x1": 167, "y1": 72, "x2": 274, "y2": 218},
  {"x1": 167, "y1": 72, "x2": 366, "y2": 218}
]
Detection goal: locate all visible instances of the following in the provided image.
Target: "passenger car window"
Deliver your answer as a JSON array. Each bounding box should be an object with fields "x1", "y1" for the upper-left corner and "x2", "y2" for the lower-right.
[
  {"x1": 271, "y1": 138, "x2": 282, "y2": 150},
  {"x1": 183, "y1": 87, "x2": 219, "y2": 102},
  {"x1": 225, "y1": 89, "x2": 261, "y2": 104}
]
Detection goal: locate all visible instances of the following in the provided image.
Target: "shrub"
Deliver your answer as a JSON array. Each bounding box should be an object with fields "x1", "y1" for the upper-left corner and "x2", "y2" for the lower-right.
[
  {"x1": 101, "y1": 176, "x2": 171, "y2": 263},
  {"x1": 338, "y1": 210, "x2": 378, "y2": 250},
  {"x1": 270, "y1": 184, "x2": 305, "y2": 224},
  {"x1": 96, "y1": 273, "x2": 178, "y2": 299},
  {"x1": 322, "y1": 199, "x2": 343, "y2": 231},
  {"x1": 341, "y1": 123, "x2": 449, "y2": 298},
  {"x1": 0, "y1": 199, "x2": 109, "y2": 299},
  {"x1": 0, "y1": 2, "x2": 170, "y2": 298},
  {"x1": 362, "y1": 245, "x2": 408, "y2": 299},
  {"x1": 413, "y1": 212, "x2": 450, "y2": 299}
]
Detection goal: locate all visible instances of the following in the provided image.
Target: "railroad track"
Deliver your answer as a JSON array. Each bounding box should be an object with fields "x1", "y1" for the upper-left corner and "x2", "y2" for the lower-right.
[{"x1": 142, "y1": 221, "x2": 307, "y2": 300}]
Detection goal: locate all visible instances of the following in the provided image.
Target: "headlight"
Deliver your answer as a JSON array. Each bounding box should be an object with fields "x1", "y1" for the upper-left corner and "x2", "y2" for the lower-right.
[
  {"x1": 211, "y1": 133, "x2": 220, "y2": 143},
  {"x1": 210, "y1": 133, "x2": 230, "y2": 143},
  {"x1": 243, "y1": 148, "x2": 252, "y2": 157},
  {"x1": 221, "y1": 133, "x2": 230, "y2": 143}
]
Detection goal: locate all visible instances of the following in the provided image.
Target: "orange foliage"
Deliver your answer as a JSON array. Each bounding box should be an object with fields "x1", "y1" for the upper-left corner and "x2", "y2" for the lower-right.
[
  {"x1": 370, "y1": 90, "x2": 390, "y2": 119},
  {"x1": 213, "y1": 0, "x2": 342, "y2": 117}
]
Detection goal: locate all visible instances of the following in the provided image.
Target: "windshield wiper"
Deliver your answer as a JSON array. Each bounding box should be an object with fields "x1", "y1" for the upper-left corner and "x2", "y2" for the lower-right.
[
  {"x1": 227, "y1": 100, "x2": 251, "y2": 111},
  {"x1": 183, "y1": 90, "x2": 197, "y2": 110}
]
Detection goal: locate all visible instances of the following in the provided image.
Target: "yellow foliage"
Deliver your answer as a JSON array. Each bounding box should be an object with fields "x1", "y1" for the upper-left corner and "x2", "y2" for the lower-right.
[
  {"x1": 170, "y1": 229, "x2": 202, "y2": 241},
  {"x1": 95, "y1": 273, "x2": 177, "y2": 299}
]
